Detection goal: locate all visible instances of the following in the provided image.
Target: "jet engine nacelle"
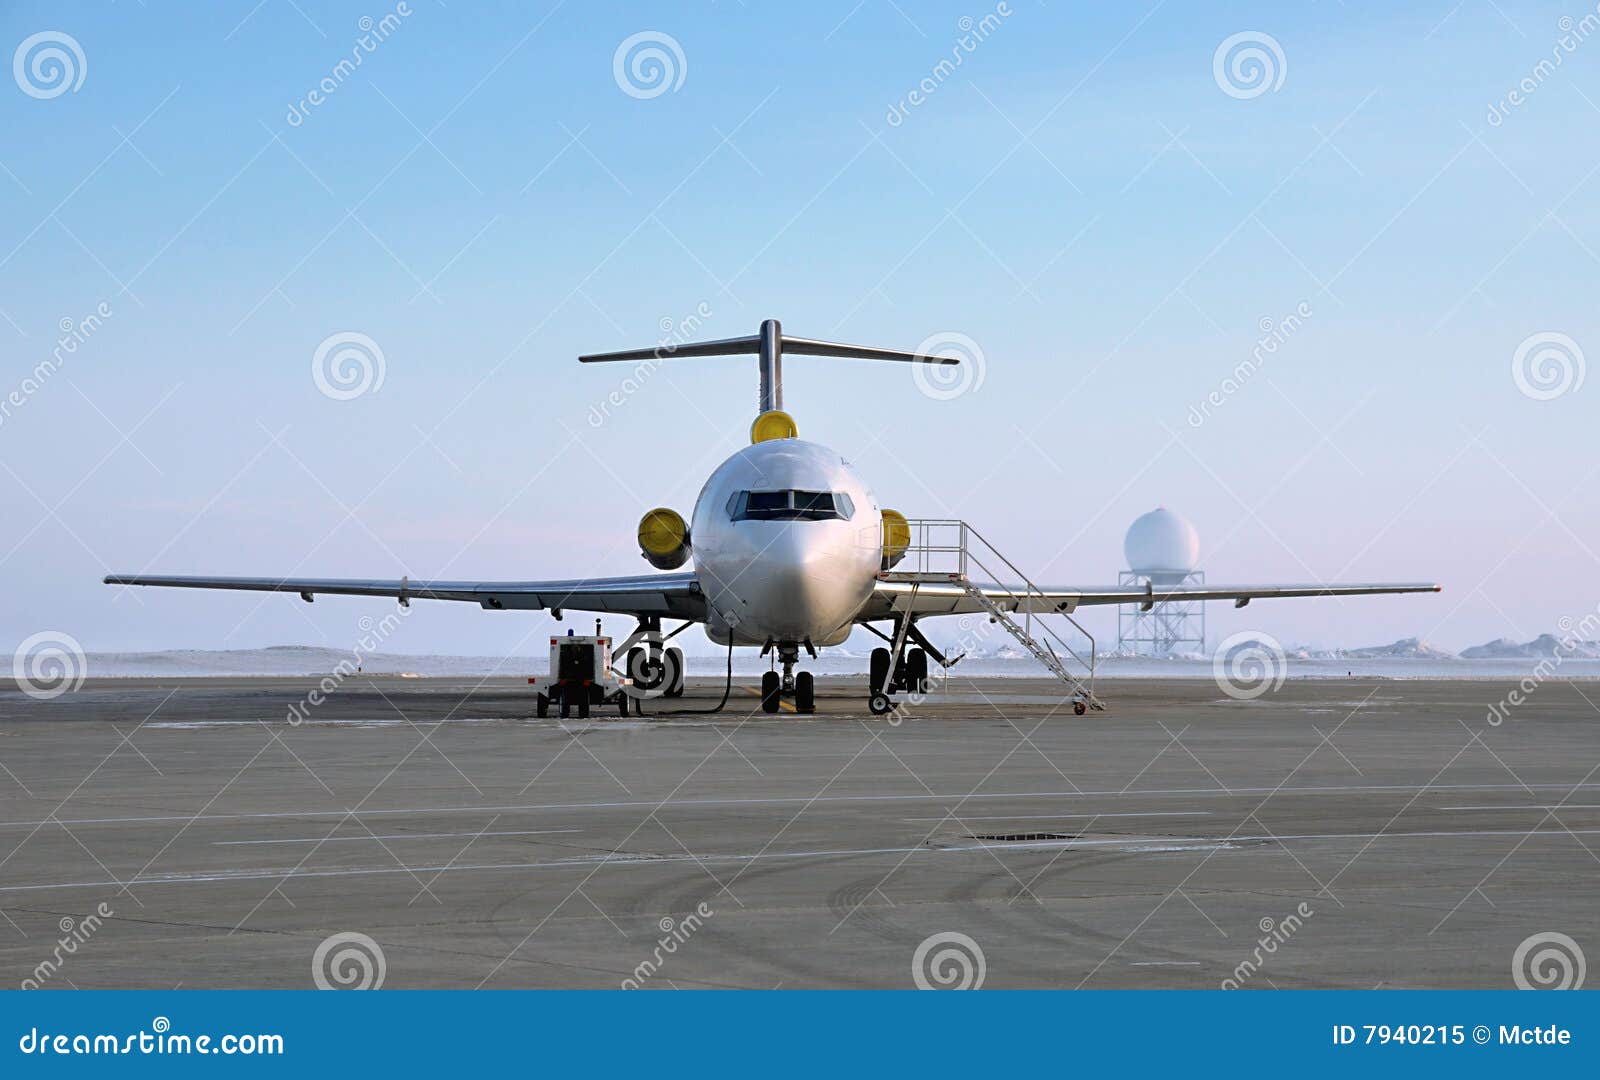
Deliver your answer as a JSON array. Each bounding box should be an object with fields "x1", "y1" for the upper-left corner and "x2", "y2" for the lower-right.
[
  {"x1": 881, "y1": 508, "x2": 910, "y2": 570},
  {"x1": 638, "y1": 507, "x2": 692, "y2": 570}
]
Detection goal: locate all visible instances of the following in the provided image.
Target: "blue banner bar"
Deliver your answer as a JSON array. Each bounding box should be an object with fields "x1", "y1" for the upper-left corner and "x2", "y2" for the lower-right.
[{"x1": 3, "y1": 991, "x2": 1592, "y2": 1076}]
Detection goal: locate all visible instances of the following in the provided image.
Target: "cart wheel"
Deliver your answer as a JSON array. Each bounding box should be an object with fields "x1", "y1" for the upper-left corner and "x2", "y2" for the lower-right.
[
  {"x1": 578, "y1": 692, "x2": 590, "y2": 720},
  {"x1": 536, "y1": 692, "x2": 548, "y2": 718},
  {"x1": 1073, "y1": 699, "x2": 1087, "y2": 716},
  {"x1": 617, "y1": 694, "x2": 629, "y2": 718},
  {"x1": 795, "y1": 671, "x2": 815, "y2": 714},
  {"x1": 760, "y1": 670, "x2": 781, "y2": 713},
  {"x1": 868, "y1": 691, "x2": 893, "y2": 715},
  {"x1": 558, "y1": 689, "x2": 570, "y2": 719}
]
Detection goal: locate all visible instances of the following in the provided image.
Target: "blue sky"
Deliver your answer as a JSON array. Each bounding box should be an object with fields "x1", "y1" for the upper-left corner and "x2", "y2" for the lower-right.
[{"x1": 2, "y1": 0, "x2": 1597, "y2": 657}]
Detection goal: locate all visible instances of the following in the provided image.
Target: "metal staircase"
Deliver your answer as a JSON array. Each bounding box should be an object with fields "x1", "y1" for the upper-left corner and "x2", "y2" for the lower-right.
[{"x1": 880, "y1": 519, "x2": 1104, "y2": 712}]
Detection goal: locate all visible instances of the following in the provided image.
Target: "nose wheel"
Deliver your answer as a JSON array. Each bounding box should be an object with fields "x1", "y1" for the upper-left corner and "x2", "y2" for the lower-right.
[{"x1": 760, "y1": 642, "x2": 817, "y2": 714}]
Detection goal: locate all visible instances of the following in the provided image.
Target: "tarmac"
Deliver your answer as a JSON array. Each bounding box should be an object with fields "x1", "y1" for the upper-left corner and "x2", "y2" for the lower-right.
[{"x1": 0, "y1": 674, "x2": 1596, "y2": 989}]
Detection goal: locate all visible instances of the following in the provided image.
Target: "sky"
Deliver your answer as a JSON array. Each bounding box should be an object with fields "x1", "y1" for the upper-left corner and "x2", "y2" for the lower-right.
[{"x1": 2, "y1": 0, "x2": 1597, "y2": 660}]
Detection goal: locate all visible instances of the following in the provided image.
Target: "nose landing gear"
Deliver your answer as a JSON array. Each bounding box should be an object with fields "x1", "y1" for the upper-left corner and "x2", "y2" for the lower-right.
[{"x1": 759, "y1": 640, "x2": 817, "y2": 714}]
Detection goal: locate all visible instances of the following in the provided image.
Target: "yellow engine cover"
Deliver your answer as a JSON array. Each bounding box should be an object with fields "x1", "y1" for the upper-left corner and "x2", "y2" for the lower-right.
[
  {"x1": 881, "y1": 508, "x2": 910, "y2": 568},
  {"x1": 638, "y1": 507, "x2": 690, "y2": 569},
  {"x1": 750, "y1": 409, "x2": 798, "y2": 444}
]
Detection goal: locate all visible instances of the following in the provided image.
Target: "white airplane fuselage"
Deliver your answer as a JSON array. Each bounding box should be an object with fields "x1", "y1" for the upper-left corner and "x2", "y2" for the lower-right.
[{"x1": 689, "y1": 438, "x2": 883, "y2": 647}]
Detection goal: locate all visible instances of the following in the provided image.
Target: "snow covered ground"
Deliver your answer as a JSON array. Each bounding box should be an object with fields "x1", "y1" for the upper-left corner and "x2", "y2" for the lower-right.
[{"x1": 63, "y1": 640, "x2": 1600, "y2": 681}]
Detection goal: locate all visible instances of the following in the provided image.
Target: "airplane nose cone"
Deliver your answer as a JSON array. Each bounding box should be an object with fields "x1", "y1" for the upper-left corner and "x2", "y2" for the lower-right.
[{"x1": 746, "y1": 527, "x2": 855, "y2": 639}]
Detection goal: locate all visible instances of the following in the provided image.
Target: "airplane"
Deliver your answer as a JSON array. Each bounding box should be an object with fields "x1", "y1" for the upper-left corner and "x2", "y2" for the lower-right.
[{"x1": 106, "y1": 319, "x2": 1441, "y2": 716}]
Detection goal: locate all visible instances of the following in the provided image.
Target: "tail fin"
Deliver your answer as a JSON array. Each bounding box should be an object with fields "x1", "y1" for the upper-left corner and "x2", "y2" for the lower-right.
[{"x1": 579, "y1": 318, "x2": 957, "y2": 413}]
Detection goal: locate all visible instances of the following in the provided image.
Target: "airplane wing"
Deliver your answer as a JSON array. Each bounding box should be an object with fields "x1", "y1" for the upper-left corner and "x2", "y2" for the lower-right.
[
  {"x1": 864, "y1": 578, "x2": 1440, "y2": 619},
  {"x1": 104, "y1": 571, "x2": 706, "y2": 620}
]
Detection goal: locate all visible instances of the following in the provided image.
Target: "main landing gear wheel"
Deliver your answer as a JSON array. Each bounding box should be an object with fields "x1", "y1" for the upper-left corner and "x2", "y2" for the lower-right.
[
  {"x1": 907, "y1": 648, "x2": 929, "y2": 695},
  {"x1": 869, "y1": 647, "x2": 891, "y2": 693},
  {"x1": 868, "y1": 691, "x2": 893, "y2": 716},
  {"x1": 664, "y1": 646, "x2": 685, "y2": 697},
  {"x1": 794, "y1": 670, "x2": 815, "y2": 714},
  {"x1": 760, "y1": 670, "x2": 782, "y2": 713}
]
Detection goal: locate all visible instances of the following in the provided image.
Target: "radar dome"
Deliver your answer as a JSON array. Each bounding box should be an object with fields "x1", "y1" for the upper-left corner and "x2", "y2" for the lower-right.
[{"x1": 1124, "y1": 508, "x2": 1200, "y2": 580}]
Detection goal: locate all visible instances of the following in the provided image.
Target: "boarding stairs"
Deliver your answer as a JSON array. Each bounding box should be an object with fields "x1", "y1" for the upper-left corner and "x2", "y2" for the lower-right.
[{"x1": 879, "y1": 519, "x2": 1104, "y2": 712}]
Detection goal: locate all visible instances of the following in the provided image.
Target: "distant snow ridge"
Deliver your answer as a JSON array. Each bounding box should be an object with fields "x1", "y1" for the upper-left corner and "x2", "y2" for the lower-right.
[{"x1": 1461, "y1": 634, "x2": 1600, "y2": 660}]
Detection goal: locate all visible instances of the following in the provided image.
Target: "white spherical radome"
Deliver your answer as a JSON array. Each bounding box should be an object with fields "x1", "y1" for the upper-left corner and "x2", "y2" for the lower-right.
[{"x1": 1124, "y1": 507, "x2": 1200, "y2": 576}]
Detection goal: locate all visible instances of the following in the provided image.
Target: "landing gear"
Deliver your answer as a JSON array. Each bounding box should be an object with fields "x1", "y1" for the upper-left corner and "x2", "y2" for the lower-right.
[
  {"x1": 626, "y1": 641, "x2": 684, "y2": 700},
  {"x1": 664, "y1": 646, "x2": 685, "y2": 697},
  {"x1": 756, "y1": 640, "x2": 817, "y2": 714},
  {"x1": 866, "y1": 616, "x2": 937, "y2": 714},
  {"x1": 907, "y1": 648, "x2": 929, "y2": 695},
  {"x1": 795, "y1": 670, "x2": 815, "y2": 714}
]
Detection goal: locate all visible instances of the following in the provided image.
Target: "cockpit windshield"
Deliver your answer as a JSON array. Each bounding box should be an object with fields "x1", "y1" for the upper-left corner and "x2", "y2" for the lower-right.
[{"x1": 727, "y1": 490, "x2": 855, "y2": 522}]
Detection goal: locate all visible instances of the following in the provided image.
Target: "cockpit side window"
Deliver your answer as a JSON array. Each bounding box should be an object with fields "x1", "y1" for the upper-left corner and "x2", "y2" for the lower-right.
[{"x1": 727, "y1": 489, "x2": 855, "y2": 521}]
